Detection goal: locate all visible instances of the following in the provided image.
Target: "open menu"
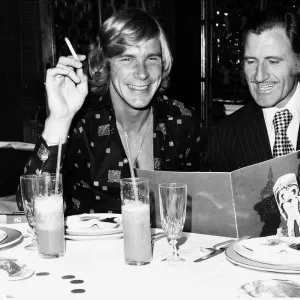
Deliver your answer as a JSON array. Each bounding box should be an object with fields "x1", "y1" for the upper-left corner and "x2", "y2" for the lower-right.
[{"x1": 136, "y1": 151, "x2": 300, "y2": 238}]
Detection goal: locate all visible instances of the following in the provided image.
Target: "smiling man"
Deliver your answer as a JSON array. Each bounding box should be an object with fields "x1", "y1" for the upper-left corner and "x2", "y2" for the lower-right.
[
  {"x1": 21, "y1": 8, "x2": 206, "y2": 214},
  {"x1": 205, "y1": 9, "x2": 300, "y2": 172}
]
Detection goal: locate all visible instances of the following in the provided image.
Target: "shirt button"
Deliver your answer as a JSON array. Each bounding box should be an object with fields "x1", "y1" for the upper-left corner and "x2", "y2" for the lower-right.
[{"x1": 123, "y1": 158, "x2": 128, "y2": 164}]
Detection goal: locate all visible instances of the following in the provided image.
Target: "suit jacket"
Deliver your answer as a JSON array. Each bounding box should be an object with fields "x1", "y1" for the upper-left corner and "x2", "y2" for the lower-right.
[
  {"x1": 205, "y1": 102, "x2": 300, "y2": 236},
  {"x1": 205, "y1": 102, "x2": 300, "y2": 172}
]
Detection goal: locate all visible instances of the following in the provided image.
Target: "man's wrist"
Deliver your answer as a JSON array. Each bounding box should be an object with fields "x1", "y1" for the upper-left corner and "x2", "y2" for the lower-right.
[
  {"x1": 42, "y1": 138, "x2": 68, "y2": 147},
  {"x1": 42, "y1": 116, "x2": 72, "y2": 145}
]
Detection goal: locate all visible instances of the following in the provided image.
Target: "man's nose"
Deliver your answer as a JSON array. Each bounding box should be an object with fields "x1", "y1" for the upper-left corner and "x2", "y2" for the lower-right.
[
  {"x1": 133, "y1": 62, "x2": 149, "y2": 80},
  {"x1": 254, "y1": 63, "x2": 269, "y2": 82}
]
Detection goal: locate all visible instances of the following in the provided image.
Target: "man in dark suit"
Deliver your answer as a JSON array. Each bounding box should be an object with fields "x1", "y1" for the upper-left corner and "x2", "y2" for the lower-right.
[
  {"x1": 205, "y1": 9, "x2": 300, "y2": 236},
  {"x1": 206, "y1": 9, "x2": 300, "y2": 172}
]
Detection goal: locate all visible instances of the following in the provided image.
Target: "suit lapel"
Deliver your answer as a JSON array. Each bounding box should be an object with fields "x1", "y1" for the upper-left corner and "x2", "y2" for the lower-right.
[
  {"x1": 237, "y1": 103, "x2": 272, "y2": 167},
  {"x1": 297, "y1": 124, "x2": 300, "y2": 150}
]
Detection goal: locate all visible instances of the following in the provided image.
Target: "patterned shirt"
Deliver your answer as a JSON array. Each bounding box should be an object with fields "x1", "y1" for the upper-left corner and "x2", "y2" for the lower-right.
[{"x1": 20, "y1": 93, "x2": 206, "y2": 214}]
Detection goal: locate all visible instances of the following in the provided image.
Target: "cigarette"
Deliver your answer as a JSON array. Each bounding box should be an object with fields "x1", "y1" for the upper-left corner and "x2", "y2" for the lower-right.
[{"x1": 64, "y1": 37, "x2": 79, "y2": 61}]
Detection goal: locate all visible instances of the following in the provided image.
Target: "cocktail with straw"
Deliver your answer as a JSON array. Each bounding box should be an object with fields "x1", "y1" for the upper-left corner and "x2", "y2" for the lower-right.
[
  {"x1": 20, "y1": 138, "x2": 65, "y2": 256},
  {"x1": 120, "y1": 132, "x2": 152, "y2": 265},
  {"x1": 20, "y1": 168, "x2": 64, "y2": 253},
  {"x1": 34, "y1": 138, "x2": 65, "y2": 258}
]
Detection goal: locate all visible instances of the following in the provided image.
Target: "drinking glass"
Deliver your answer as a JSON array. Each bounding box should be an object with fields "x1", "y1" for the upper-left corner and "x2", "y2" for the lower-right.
[
  {"x1": 158, "y1": 183, "x2": 187, "y2": 262},
  {"x1": 120, "y1": 178, "x2": 152, "y2": 266},
  {"x1": 34, "y1": 173, "x2": 65, "y2": 259},
  {"x1": 20, "y1": 174, "x2": 38, "y2": 250}
]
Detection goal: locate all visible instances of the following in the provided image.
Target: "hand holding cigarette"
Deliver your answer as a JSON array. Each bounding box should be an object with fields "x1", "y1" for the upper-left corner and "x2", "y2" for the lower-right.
[{"x1": 42, "y1": 37, "x2": 89, "y2": 144}]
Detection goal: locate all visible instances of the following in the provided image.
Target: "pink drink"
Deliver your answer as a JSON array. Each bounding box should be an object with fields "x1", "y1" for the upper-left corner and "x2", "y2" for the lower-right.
[
  {"x1": 122, "y1": 202, "x2": 152, "y2": 265},
  {"x1": 35, "y1": 194, "x2": 65, "y2": 258}
]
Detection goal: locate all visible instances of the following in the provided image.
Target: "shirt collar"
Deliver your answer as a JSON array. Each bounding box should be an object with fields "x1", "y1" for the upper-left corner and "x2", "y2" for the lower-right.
[{"x1": 262, "y1": 81, "x2": 300, "y2": 124}]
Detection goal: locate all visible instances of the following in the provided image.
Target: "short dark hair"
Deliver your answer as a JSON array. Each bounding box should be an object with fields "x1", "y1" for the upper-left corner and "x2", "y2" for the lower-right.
[
  {"x1": 89, "y1": 8, "x2": 173, "y2": 95},
  {"x1": 241, "y1": 10, "x2": 300, "y2": 55}
]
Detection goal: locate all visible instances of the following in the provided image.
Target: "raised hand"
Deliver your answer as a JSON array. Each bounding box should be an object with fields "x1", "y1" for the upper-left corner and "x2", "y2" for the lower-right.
[
  {"x1": 43, "y1": 55, "x2": 89, "y2": 144},
  {"x1": 45, "y1": 55, "x2": 88, "y2": 121}
]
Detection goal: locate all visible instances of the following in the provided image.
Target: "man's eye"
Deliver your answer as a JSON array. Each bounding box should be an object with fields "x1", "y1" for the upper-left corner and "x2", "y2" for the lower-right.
[
  {"x1": 269, "y1": 60, "x2": 279, "y2": 65},
  {"x1": 245, "y1": 60, "x2": 255, "y2": 65},
  {"x1": 121, "y1": 57, "x2": 132, "y2": 62}
]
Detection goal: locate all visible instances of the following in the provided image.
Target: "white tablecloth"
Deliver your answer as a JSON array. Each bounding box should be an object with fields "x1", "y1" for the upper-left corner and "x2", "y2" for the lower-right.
[{"x1": 1, "y1": 223, "x2": 300, "y2": 300}]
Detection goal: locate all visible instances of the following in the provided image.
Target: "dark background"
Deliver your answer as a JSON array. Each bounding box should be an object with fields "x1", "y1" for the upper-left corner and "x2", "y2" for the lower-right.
[{"x1": 1, "y1": 0, "x2": 200, "y2": 142}]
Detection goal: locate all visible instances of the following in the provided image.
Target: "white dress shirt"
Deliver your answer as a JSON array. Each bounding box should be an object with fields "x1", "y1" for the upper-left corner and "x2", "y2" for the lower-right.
[{"x1": 263, "y1": 82, "x2": 300, "y2": 155}]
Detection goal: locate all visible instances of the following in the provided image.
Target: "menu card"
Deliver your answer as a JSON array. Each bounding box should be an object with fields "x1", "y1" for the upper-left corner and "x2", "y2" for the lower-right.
[{"x1": 136, "y1": 151, "x2": 300, "y2": 238}]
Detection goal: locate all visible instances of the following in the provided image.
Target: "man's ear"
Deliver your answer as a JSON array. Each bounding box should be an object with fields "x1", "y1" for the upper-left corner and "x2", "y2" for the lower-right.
[{"x1": 293, "y1": 55, "x2": 300, "y2": 76}]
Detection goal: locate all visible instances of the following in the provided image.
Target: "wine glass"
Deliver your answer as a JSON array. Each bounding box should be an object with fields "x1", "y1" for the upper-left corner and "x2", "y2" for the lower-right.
[
  {"x1": 20, "y1": 174, "x2": 38, "y2": 250},
  {"x1": 158, "y1": 183, "x2": 187, "y2": 262}
]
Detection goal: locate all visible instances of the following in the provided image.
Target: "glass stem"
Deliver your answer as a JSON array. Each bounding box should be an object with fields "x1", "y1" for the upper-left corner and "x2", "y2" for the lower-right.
[
  {"x1": 32, "y1": 234, "x2": 37, "y2": 244},
  {"x1": 170, "y1": 239, "x2": 179, "y2": 259}
]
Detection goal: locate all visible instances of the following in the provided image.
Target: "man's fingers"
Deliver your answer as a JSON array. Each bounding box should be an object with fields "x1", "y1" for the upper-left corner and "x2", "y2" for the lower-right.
[
  {"x1": 47, "y1": 66, "x2": 80, "y2": 84},
  {"x1": 56, "y1": 63, "x2": 81, "y2": 83},
  {"x1": 67, "y1": 54, "x2": 86, "y2": 62},
  {"x1": 76, "y1": 68, "x2": 88, "y2": 82},
  {"x1": 57, "y1": 55, "x2": 85, "y2": 68},
  {"x1": 76, "y1": 68, "x2": 89, "y2": 97},
  {"x1": 46, "y1": 67, "x2": 69, "y2": 82}
]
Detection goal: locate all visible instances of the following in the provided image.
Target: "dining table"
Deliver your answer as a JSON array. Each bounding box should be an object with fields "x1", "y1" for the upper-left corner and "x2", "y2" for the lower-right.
[{"x1": 1, "y1": 223, "x2": 300, "y2": 300}]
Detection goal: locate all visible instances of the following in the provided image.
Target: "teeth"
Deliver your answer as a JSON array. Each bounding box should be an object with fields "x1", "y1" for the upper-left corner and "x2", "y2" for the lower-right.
[
  {"x1": 128, "y1": 85, "x2": 148, "y2": 90},
  {"x1": 257, "y1": 84, "x2": 275, "y2": 91}
]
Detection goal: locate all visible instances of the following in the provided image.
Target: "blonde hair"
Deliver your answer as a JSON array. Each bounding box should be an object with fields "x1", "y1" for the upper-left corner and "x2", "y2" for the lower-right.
[{"x1": 88, "y1": 8, "x2": 173, "y2": 95}]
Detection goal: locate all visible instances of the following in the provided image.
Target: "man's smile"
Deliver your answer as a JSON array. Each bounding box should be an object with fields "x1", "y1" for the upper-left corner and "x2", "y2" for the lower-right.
[
  {"x1": 128, "y1": 84, "x2": 149, "y2": 91},
  {"x1": 256, "y1": 83, "x2": 276, "y2": 91}
]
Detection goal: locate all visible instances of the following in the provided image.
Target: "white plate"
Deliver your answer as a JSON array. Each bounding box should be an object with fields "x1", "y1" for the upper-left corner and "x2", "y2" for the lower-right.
[
  {"x1": 0, "y1": 258, "x2": 34, "y2": 281},
  {"x1": 0, "y1": 227, "x2": 23, "y2": 249},
  {"x1": 66, "y1": 213, "x2": 123, "y2": 236},
  {"x1": 233, "y1": 237, "x2": 300, "y2": 267},
  {"x1": 65, "y1": 232, "x2": 123, "y2": 241},
  {"x1": 225, "y1": 245, "x2": 300, "y2": 273},
  {"x1": 0, "y1": 230, "x2": 7, "y2": 244},
  {"x1": 241, "y1": 236, "x2": 300, "y2": 251}
]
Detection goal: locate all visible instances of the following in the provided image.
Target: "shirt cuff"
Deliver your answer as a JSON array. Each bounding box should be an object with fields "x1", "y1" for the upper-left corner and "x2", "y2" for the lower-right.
[{"x1": 34, "y1": 135, "x2": 68, "y2": 162}]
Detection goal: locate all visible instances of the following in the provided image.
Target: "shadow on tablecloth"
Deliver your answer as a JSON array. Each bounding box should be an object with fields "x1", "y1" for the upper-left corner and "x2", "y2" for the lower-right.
[{"x1": 0, "y1": 195, "x2": 19, "y2": 214}]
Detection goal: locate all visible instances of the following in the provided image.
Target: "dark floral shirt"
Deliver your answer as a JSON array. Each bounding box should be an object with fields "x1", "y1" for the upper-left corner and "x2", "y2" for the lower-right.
[{"x1": 20, "y1": 93, "x2": 206, "y2": 214}]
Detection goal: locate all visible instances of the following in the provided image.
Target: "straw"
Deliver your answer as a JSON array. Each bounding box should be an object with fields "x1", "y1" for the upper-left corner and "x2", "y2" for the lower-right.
[
  {"x1": 64, "y1": 37, "x2": 79, "y2": 61},
  {"x1": 123, "y1": 132, "x2": 139, "y2": 202},
  {"x1": 124, "y1": 132, "x2": 136, "y2": 179},
  {"x1": 55, "y1": 138, "x2": 62, "y2": 194}
]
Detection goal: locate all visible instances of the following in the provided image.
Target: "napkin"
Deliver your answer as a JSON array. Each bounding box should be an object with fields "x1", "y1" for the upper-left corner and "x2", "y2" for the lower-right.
[
  {"x1": 0, "y1": 258, "x2": 34, "y2": 281},
  {"x1": 66, "y1": 214, "x2": 121, "y2": 230},
  {"x1": 240, "y1": 279, "x2": 300, "y2": 297},
  {"x1": 0, "y1": 259, "x2": 24, "y2": 277}
]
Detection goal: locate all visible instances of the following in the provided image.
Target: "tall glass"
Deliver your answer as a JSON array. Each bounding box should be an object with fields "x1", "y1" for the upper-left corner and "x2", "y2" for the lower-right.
[
  {"x1": 20, "y1": 173, "x2": 65, "y2": 258},
  {"x1": 158, "y1": 183, "x2": 187, "y2": 262},
  {"x1": 34, "y1": 173, "x2": 65, "y2": 258},
  {"x1": 20, "y1": 174, "x2": 38, "y2": 250},
  {"x1": 120, "y1": 178, "x2": 152, "y2": 266}
]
